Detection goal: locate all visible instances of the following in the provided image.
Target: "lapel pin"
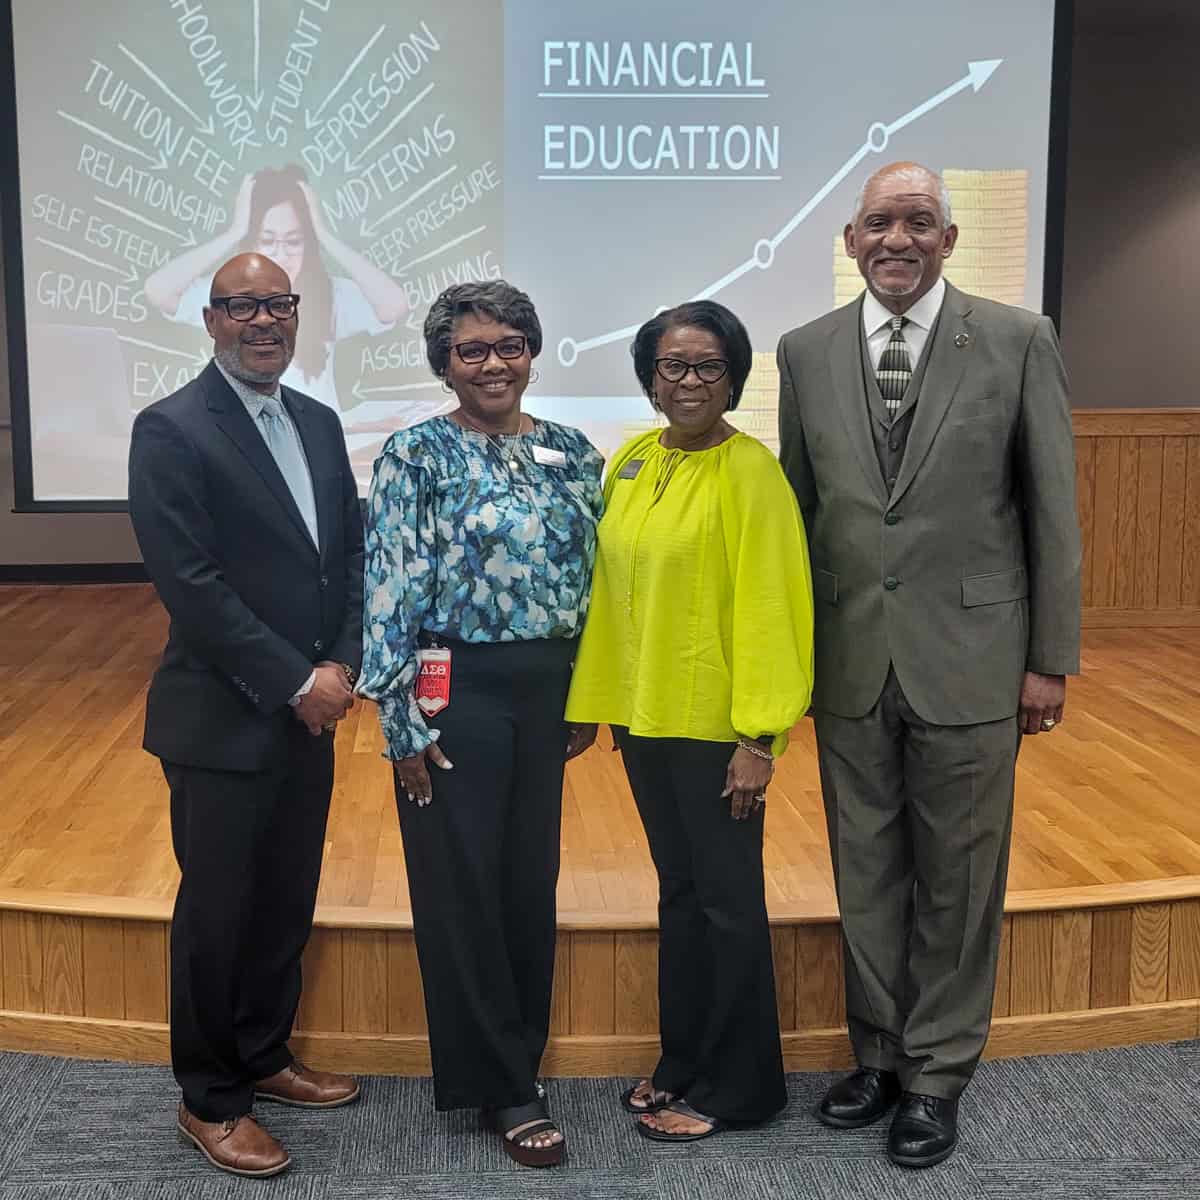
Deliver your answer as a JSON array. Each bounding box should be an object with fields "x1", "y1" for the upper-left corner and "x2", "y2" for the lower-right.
[{"x1": 954, "y1": 332, "x2": 971, "y2": 349}]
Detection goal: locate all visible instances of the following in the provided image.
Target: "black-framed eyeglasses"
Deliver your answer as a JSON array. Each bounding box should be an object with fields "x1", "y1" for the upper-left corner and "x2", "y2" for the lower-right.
[
  {"x1": 210, "y1": 293, "x2": 300, "y2": 321},
  {"x1": 654, "y1": 357, "x2": 729, "y2": 384},
  {"x1": 452, "y1": 335, "x2": 528, "y2": 364}
]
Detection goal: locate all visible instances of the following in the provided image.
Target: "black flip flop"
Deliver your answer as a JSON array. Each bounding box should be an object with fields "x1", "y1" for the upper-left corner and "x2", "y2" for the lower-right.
[
  {"x1": 635, "y1": 1098, "x2": 726, "y2": 1142},
  {"x1": 620, "y1": 1082, "x2": 673, "y2": 1114}
]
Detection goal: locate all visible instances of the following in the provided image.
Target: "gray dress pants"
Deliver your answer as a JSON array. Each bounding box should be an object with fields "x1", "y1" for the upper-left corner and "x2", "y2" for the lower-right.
[{"x1": 813, "y1": 668, "x2": 1021, "y2": 1099}]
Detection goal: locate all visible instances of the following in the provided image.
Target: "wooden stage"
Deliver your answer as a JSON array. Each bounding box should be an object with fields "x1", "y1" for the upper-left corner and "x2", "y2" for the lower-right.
[{"x1": 2, "y1": 583, "x2": 1200, "y2": 1076}]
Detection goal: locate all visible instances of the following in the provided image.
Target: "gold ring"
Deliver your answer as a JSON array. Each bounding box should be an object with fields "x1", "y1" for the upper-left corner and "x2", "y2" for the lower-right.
[{"x1": 1041, "y1": 718, "x2": 1056, "y2": 731}]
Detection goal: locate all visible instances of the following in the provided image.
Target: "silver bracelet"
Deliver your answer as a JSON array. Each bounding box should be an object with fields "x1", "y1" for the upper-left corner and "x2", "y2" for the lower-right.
[{"x1": 736, "y1": 736, "x2": 774, "y2": 761}]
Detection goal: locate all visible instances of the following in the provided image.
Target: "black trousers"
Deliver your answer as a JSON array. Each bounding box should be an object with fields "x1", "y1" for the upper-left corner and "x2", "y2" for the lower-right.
[
  {"x1": 616, "y1": 731, "x2": 786, "y2": 1123},
  {"x1": 163, "y1": 725, "x2": 334, "y2": 1121},
  {"x1": 397, "y1": 636, "x2": 573, "y2": 1111}
]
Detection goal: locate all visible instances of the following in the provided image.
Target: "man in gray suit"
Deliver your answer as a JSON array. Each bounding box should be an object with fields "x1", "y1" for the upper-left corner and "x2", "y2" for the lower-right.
[{"x1": 777, "y1": 162, "x2": 1081, "y2": 1168}]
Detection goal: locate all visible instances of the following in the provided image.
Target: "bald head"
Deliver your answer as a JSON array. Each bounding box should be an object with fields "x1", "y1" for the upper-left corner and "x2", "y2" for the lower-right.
[
  {"x1": 852, "y1": 162, "x2": 952, "y2": 226},
  {"x1": 204, "y1": 253, "x2": 299, "y2": 392},
  {"x1": 210, "y1": 252, "x2": 291, "y2": 302}
]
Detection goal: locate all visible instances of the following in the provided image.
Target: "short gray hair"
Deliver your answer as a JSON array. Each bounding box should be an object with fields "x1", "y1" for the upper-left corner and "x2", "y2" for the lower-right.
[
  {"x1": 851, "y1": 165, "x2": 953, "y2": 227},
  {"x1": 423, "y1": 280, "x2": 543, "y2": 379}
]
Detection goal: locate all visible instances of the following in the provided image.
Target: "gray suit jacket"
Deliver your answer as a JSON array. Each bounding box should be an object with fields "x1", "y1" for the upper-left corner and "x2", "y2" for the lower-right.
[{"x1": 777, "y1": 283, "x2": 1081, "y2": 725}]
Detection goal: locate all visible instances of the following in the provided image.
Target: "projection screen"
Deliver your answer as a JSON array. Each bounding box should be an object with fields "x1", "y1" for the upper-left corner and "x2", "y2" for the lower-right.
[{"x1": 2, "y1": 0, "x2": 1069, "y2": 509}]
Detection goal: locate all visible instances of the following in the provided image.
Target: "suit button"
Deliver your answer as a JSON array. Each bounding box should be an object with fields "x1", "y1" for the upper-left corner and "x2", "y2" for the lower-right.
[
  {"x1": 884, "y1": 576, "x2": 899, "y2": 591},
  {"x1": 885, "y1": 513, "x2": 900, "y2": 525},
  {"x1": 313, "y1": 639, "x2": 324, "y2": 652}
]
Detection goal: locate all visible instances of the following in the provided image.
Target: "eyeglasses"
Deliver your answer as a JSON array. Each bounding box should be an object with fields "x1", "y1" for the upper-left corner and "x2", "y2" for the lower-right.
[
  {"x1": 654, "y1": 357, "x2": 730, "y2": 384},
  {"x1": 256, "y1": 235, "x2": 305, "y2": 254},
  {"x1": 210, "y1": 294, "x2": 301, "y2": 321},
  {"x1": 452, "y1": 336, "x2": 528, "y2": 364}
]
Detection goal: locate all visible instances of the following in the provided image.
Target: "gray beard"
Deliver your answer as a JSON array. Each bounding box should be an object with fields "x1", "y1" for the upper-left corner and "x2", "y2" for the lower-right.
[
  {"x1": 214, "y1": 343, "x2": 292, "y2": 387},
  {"x1": 869, "y1": 261, "x2": 924, "y2": 299}
]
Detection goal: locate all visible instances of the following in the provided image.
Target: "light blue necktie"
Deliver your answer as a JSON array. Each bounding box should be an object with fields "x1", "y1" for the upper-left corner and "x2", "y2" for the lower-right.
[{"x1": 258, "y1": 396, "x2": 319, "y2": 548}]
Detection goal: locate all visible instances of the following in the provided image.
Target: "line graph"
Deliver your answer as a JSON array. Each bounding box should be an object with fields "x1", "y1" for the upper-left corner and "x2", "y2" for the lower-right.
[{"x1": 554, "y1": 59, "x2": 1002, "y2": 367}]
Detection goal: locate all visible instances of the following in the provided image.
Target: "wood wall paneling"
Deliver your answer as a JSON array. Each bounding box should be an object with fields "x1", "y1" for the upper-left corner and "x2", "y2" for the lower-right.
[
  {"x1": 1050, "y1": 909, "x2": 1092, "y2": 1013},
  {"x1": 569, "y1": 932, "x2": 615, "y2": 1036},
  {"x1": 1130, "y1": 903, "x2": 1170, "y2": 1005},
  {"x1": 41, "y1": 914, "x2": 84, "y2": 1017},
  {"x1": 121, "y1": 921, "x2": 166, "y2": 1023},
  {"x1": 992, "y1": 915, "x2": 1013, "y2": 1018},
  {"x1": 1168, "y1": 899, "x2": 1200, "y2": 1000},
  {"x1": 0, "y1": 896, "x2": 1196, "y2": 1073},
  {"x1": 1073, "y1": 410, "x2": 1200, "y2": 624},
  {"x1": 794, "y1": 924, "x2": 844, "y2": 1030},
  {"x1": 385, "y1": 931, "x2": 427, "y2": 1036},
  {"x1": 81, "y1": 917, "x2": 125, "y2": 1019},
  {"x1": 1090, "y1": 907, "x2": 1133, "y2": 1009}
]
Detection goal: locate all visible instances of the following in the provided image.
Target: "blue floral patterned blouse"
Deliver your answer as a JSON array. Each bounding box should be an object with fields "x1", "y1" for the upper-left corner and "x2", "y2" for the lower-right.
[{"x1": 359, "y1": 414, "x2": 605, "y2": 759}]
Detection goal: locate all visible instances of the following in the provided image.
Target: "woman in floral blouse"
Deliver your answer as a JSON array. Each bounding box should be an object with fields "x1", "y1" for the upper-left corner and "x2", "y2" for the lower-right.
[{"x1": 358, "y1": 280, "x2": 602, "y2": 1167}]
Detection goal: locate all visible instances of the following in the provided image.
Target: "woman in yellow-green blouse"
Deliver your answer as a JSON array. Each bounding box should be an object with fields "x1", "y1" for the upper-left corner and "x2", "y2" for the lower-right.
[{"x1": 567, "y1": 300, "x2": 814, "y2": 1144}]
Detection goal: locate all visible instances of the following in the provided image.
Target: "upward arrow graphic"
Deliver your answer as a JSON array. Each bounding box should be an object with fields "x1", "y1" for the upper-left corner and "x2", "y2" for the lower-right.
[{"x1": 556, "y1": 59, "x2": 1005, "y2": 365}]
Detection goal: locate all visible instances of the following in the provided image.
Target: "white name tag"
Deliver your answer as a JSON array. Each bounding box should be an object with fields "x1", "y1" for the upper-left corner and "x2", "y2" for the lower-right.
[{"x1": 532, "y1": 445, "x2": 567, "y2": 468}]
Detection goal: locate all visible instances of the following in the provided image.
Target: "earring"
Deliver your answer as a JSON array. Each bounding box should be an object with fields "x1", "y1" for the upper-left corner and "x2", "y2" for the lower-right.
[
  {"x1": 440, "y1": 379, "x2": 454, "y2": 394},
  {"x1": 529, "y1": 368, "x2": 541, "y2": 385}
]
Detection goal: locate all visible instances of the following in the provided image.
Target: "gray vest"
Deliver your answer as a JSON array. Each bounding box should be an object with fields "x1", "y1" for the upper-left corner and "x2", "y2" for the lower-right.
[{"x1": 858, "y1": 311, "x2": 942, "y2": 493}]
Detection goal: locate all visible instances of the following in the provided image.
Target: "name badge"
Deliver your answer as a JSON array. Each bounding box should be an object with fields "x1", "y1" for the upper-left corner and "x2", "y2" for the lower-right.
[
  {"x1": 415, "y1": 647, "x2": 452, "y2": 716},
  {"x1": 532, "y1": 445, "x2": 567, "y2": 468},
  {"x1": 618, "y1": 459, "x2": 644, "y2": 479}
]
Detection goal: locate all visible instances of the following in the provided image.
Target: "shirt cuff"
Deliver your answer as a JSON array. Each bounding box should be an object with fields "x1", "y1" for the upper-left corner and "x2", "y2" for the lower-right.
[
  {"x1": 378, "y1": 693, "x2": 436, "y2": 759},
  {"x1": 288, "y1": 669, "x2": 317, "y2": 707}
]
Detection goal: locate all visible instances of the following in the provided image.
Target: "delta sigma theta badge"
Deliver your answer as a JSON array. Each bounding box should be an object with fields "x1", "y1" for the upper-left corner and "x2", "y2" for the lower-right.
[{"x1": 415, "y1": 647, "x2": 452, "y2": 716}]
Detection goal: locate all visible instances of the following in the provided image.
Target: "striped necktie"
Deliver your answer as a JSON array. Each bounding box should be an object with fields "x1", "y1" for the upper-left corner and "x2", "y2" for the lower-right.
[
  {"x1": 258, "y1": 396, "x2": 319, "y2": 547},
  {"x1": 877, "y1": 316, "x2": 912, "y2": 413}
]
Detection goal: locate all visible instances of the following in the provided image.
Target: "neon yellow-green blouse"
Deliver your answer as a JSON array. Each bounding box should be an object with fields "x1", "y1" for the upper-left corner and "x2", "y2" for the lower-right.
[{"x1": 565, "y1": 429, "x2": 814, "y2": 755}]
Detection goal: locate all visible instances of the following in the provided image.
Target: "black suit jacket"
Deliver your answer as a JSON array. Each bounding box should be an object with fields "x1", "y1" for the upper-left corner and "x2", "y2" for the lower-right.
[{"x1": 129, "y1": 361, "x2": 364, "y2": 771}]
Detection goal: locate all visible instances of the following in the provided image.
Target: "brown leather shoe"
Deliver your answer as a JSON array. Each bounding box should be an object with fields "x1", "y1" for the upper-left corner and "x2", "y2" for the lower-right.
[
  {"x1": 176, "y1": 1104, "x2": 290, "y2": 1178},
  {"x1": 255, "y1": 1060, "x2": 361, "y2": 1108}
]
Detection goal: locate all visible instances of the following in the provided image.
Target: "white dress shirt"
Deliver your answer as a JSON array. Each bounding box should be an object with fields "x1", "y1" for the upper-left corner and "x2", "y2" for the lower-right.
[
  {"x1": 862, "y1": 276, "x2": 947, "y2": 372},
  {"x1": 214, "y1": 360, "x2": 318, "y2": 704}
]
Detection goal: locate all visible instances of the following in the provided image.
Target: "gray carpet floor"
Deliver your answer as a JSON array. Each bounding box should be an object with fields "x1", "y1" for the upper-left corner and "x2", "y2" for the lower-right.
[{"x1": 1, "y1": 1041, "x2": 1197, "y2": 1198}]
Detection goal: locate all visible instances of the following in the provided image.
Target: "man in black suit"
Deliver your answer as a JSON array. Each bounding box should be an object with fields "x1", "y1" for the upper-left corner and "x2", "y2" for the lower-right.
[{"x1": 129, "y1": 253, "x2": 364, "y2": 1178}]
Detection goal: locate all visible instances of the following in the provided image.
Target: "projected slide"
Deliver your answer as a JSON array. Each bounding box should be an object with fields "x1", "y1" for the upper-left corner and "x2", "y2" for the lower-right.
[{"x1": 7, "y1": 0, "x2": 1057, "y2": 503}]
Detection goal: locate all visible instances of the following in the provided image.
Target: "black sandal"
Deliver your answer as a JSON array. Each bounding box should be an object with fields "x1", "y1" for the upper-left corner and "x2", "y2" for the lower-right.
[
  {"x1": 636, "y1": 1098, "x2": 726, "y2": 1143},
  {"x1": 620, "y1": 1081, "x2": 673, "y2": 1114},
  {"x1": 482, "y1": 1100, "x2": 565, "y2": 1168}
]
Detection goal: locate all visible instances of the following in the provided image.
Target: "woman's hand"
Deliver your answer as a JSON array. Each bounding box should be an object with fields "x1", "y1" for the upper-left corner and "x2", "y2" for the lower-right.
[
  {"x1": 565, "y1": 722, "x2": 598, "y2": 761},
  {"x1": 232, "y1": 173, "x2": 256, "y2": 241},
  {"x1": 721, "y1": 744, "x2": 773, "y2": 820},
  {"x1": 393, "y1": 742, "x2": 454, "y2": 807},
  {"x1": 298, "y1": 180, "x2": 333, "y2": 248}
]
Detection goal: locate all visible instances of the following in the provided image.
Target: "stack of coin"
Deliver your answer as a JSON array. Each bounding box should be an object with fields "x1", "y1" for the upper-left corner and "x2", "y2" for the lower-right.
[
  {"x1": 621, "y1": 414, "x2": 667, "y2": 445},
  {"x1": 834, "y1": 167, "x2": 1029, "y2": 308},
  {"x1": 726, "y1": 352, "x2": 781, "y2": 455}
]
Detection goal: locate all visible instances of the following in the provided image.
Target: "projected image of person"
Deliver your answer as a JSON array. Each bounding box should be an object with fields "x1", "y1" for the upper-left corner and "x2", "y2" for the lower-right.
[
  {"x1": 357, "y1": 281, "x2": 604, "y2": 1167},
  {"x1": 565, "y1": 301, "x2": 815, "y2": 1143},
  {"x1": 145, "y1": 166, "x2": 420, "y2": 425}
]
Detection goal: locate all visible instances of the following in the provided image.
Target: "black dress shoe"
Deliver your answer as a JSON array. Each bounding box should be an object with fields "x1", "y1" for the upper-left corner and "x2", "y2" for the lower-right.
[
  {"x1": 887, "y1": 1093, "x2": 959, "y2": 1168},
  {"x1": 815, "y1": 1067, "x2": 901, "y2": 1129}
]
